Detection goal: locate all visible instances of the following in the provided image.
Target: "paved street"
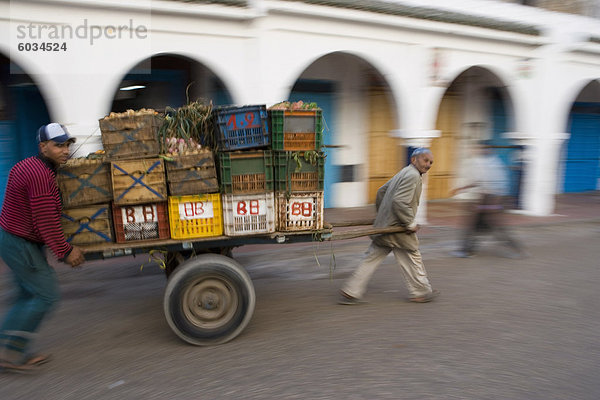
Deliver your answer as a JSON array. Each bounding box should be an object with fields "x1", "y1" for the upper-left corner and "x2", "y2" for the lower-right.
[{"x1": 0, "y1": 219, "x2": 599, "y2": 400}]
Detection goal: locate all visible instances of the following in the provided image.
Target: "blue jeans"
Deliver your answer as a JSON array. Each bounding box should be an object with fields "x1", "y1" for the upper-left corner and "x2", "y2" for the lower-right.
[{"x1": 0, "y1": 228, "x2": 60, "y2": 363}]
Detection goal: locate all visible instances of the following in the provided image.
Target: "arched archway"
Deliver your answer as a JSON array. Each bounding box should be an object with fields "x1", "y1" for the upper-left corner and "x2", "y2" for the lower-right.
[
  {"x1": 108, "y1": 54, "x2": 233, "y2": 114},
  {"x1": 285, "y1": 51, "x2": 400, "y2": 208},
  {"x1": 560, "y1": 79, "x2": 600, "y2": 193},
  {"x1": 429, "y1": 66, "x2": 520, "y2": 205},
  {"x1": 0, "y1": 54, "x2": 51, "y2": 203}
]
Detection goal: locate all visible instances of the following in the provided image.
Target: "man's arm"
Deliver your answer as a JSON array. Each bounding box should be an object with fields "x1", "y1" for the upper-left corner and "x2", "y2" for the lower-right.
[
  {"x1": 30, "y1": 194, "x2": 74, "y2": 261},
  {"x1": 391, "y1": 171, "x2": 419, "y2": 229},
  {"x1": 375, "y1": 178, "x2": 391, "y2": 212}
]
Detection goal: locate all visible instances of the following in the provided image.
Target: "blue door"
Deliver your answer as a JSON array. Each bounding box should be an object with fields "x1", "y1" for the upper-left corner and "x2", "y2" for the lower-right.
[
  {"x1": 489, "y1": 95, "x2": 521, "y2": 201},
  {"x1": 563, "y1": 111, "x2": 600, "y2": 193},
  {"x1": 0, "y1": 85, "x2": 50, "y2": 204},
  {"x1": 0, "y1": 121, "x2": 18, "y2": 205},
  {"x1": 289, "y1": 81, "x2": 337, "y2": 208},
  {"x1": 11, "y1": 85, "x2": 51, "y2": 158}
]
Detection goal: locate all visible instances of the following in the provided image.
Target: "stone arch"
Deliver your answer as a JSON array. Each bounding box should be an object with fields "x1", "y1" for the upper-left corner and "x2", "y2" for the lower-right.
[
  {"x1": 106, "y1": 52, "x2": 235, "y2": 115},
  {"x1": 278, "y1": 50, "x2": 402, "y2": 207},
  {"x1": 429, "y1": 65, "x2": 521, "y2": 204},
  {"x1": 558, "y1": 79, "x2": 600, "y2": 193},
  {"x1": 278, "y1": 50, "x2": 403, "y2": 129}
]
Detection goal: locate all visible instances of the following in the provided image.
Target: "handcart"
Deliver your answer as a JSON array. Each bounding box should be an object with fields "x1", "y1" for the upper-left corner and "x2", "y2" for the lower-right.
[{"x1": 80, "y1": 224, "x2": 406, "y2": 346}]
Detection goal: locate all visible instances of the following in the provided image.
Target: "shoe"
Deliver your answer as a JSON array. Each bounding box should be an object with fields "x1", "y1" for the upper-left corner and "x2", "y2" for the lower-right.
[
  {"x1": 338, "y1": 291, "x2": 366, "y2": 305},
  {"x1": 0, "y1": 360, "x2": 39, "y2": 374},
  {"x1": 450, "y1": 250, "x2": 473, "y2": 258},
  {"x1": 25, "y1": 354, "x2": 52, "y2": 366},
  {"x1": 409, "y1": 289, "x2": 440, "y2": 303}
]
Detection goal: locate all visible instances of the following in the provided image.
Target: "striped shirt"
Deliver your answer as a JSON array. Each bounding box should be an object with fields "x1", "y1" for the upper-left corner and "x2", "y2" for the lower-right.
[{"x1": 0, "y1": 155, "x2": 72, "y2": 260}]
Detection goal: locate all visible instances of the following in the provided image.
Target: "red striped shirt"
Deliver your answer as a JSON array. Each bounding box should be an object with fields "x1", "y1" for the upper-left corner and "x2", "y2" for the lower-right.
[{"x1": 0, "y1": 155, "x2": 72, "y2": 260}]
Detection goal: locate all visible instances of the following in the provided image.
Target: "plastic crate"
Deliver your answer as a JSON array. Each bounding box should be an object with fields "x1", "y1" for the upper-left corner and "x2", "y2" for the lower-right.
[
  {"x1": 168, "y1": 194, "x2": 223, "y2": 239},
  {"x1": 165, "y1": 150, "x2": 219, "y2": 196},
  {"x1": 273, "y1": 151, "x2": 324, "y2": 193},
  {"x1": 218, "y1": 150, "x2": 273, "y2": 194},
  {"x1": 222, "y1": 192, "x2": 275, "y2": 236},
  {"x1": 276, "y1": 191, "x2": 324, "y2": 231},
  {"x1": 213, "y1": 105, "x2": 270, "y2": 151},
  {"x1": 57, "y1": 159, "x2": 112, "y2": 208},
  {"x1": 112, "y1": 202, "x2": 170, "y2": 243},
  {"x1": 270, "y1": 109, "x2": 322, "y2": 151},
  {"x1": 61, "y1": 204, "x2": 113, "y2": 245},
  {"x1": 111, "y1": 158, "x2": 167, "y2": 205}
]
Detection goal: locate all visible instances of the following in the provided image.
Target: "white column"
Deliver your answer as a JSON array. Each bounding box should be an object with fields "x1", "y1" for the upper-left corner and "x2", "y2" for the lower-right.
[
  {"x1": 40, "y1": 73, "x2": 121, "y2": 158},
  {"x1": 521, "y1": 133, "x2": 569, "y2": 215}
]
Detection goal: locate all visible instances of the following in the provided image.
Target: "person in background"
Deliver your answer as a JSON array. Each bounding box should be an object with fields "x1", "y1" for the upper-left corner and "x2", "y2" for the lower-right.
[
  {"x1": 450, "y1": 142, "x2": 526, "y2": 259},
  {"x1": 0, "y1": 123, "x2": 85, "y2": 373},
  {"x1": 339, "y1": 148, "x2": 439, "y2": 305}
]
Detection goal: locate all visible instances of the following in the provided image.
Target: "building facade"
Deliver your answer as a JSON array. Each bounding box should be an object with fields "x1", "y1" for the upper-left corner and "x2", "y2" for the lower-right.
[{"x1": 1, "y1": 0, "x2": 599, "y2": 218}]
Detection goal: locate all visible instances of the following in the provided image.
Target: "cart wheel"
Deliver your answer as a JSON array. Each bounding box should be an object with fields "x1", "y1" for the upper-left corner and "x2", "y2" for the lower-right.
[{"x1": 163, "y1": 254, "x2": 256, "y2": 345}]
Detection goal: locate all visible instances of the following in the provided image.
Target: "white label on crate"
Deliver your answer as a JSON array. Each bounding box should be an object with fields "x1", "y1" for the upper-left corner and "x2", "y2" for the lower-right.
[
  {"x1": 121, "y1": 204, "x2": 158, "y2": 224},
  {"x1": 179, "y1": 201, "x2": 214, "y2": 220},
  {"x1": 234, "y1": 199, "x2": 267, "y2": 216},
  {"x1": 288, "y1": 198, "x2": 315, "y2": 221}
]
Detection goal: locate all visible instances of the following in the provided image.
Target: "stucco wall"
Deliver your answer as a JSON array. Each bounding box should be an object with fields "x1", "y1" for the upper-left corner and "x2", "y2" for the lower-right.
[{"x1": 1, "y1": 0, "x2": 600, "y2": 214}]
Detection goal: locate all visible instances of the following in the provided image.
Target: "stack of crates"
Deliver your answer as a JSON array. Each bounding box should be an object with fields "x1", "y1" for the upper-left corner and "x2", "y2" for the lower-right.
[
  {"x1": 99, "y1": 111, "x2": 170, "y2": 243},
  {"x1": 58, "y1": 158, "x2": 114, "y2": 246},
  {"x1": 269, "y1": 106, "x2": 325, "y2": 231},
  {"x1": 165, "y1": 148, "x2": 223, "y2": 240},
  {"x1": 213, "y1": 105, "x2": 275, "y2": 236}
]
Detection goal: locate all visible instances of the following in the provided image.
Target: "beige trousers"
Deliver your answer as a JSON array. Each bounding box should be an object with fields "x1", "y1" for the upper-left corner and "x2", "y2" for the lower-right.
[{"x1": 342, "y1": 241, "x2": 432, "y2": 299}]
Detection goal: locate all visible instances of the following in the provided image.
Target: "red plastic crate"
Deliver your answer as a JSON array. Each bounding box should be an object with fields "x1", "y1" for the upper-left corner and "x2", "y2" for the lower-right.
[{"x1": 112, "y1": 202, "x2": 170, "y2": 243}]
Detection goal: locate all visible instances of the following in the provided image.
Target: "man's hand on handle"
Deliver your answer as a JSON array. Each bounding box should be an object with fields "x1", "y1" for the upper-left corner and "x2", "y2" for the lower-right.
[
  {"x1": 406, "y1": 223, "x2": 420, "y2": 233},
  {"x1": 66, "y1": 246, "x2": 85, "y2": 268}
]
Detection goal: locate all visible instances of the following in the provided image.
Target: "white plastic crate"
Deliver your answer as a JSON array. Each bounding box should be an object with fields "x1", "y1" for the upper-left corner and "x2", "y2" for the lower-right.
[
  {"x1": 276, "y1": 191, "x2": 324, "y2": 231},
  {"x1": 222, "y1": 192, "x2": 275, "y2": 236}
]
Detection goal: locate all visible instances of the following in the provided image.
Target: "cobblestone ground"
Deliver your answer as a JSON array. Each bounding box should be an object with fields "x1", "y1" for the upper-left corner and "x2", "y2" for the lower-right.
[{"x1": 0, "y1": 221, "x2": 599, "y2": 400}]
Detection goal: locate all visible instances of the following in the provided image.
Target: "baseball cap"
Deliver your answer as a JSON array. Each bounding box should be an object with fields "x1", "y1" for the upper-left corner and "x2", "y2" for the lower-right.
[{"x1": 37, "y1": 123, "x2": 76, "y2": 144}]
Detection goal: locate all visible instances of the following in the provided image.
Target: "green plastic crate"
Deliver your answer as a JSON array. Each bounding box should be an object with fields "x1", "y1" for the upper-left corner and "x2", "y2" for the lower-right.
[
  {"x1": 273, "y1": 151, "x2": 324, "y2": 193},
  {"x1": 270, "y1": 109, "x2": 323, "y2": 151},
  {"x1": 218, "y1": 150, "x2": 274, "y2": 194}
]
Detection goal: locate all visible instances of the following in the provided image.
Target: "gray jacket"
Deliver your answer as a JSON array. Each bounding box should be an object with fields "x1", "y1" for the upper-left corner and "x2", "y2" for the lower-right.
[{"x1": 371, "y1": 164, "x2": 422, "y2": 251}]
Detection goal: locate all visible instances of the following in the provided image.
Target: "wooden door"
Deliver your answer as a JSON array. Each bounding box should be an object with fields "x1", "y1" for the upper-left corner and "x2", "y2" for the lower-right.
[
  {"x1": 429, "y1": 95, "x2": 460, "y2": 199},
  {"x1": 367, "y1": 89, "x2": 403, "y2": 203}
]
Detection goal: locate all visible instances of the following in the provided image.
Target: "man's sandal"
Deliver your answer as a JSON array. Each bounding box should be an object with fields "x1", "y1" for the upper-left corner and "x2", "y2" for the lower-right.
[
  {"x1": 0, "y1": 360, "x2": 38, "y2": 374},
  {"x1": 25, "y1": 354, "x2": 52, "y2": 366}
]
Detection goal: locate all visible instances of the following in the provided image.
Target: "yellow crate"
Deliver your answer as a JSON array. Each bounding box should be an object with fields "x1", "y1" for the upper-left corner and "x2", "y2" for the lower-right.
[{"x1": 168, "y1": 194, "x2": 223, "y2": 239}]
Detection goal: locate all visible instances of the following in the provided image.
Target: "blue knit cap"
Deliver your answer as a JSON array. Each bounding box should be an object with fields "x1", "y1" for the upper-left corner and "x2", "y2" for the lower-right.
[{"x1": 411, "y1": 147, "x2": 432, "y2": 158}]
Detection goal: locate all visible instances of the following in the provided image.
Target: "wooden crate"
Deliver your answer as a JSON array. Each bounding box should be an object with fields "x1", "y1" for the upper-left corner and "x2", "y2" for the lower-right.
[
  {"x1": 61, "y1": 204, "x2": 113, "y2": 245},
  {"x1": 165, "y1": 150, "x2": 218, "y2": 196},
  {"x1": 57, "y1": 158, "x2": 112, "y2": 208},
  {"x1": 99, "y1": 112, "x2": 162, "y2": 160},
  {"x1": 112, "y1": 202, "x2": 170, "y2": 243},
  {"x1": 111, "y1": 158, "x2": 167, "y2": 205}
]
